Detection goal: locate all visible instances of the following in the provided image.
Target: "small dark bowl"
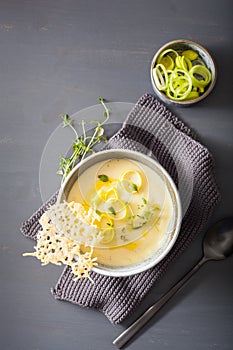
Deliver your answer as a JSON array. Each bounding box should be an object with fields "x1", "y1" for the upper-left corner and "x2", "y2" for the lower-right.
[{"x1": 150, "y1": 39, "x2": 217, "y2": 106}]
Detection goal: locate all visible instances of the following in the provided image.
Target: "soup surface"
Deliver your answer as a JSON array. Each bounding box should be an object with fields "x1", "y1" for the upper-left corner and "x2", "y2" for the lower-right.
[{"x1": 68, "y1": 158, "x2": 173, "y2": 267}]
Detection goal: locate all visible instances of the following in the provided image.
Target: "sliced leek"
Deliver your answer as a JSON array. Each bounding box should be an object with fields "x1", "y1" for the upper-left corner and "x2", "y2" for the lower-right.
[
  {"x1": 98, "y1": 213, "x2": 113, "y2": 229},
  {"x1": 152, "y1": 64, "x2": 168, "y2": 91},
  {"x1": 120, "y1": 170, "x2": 142, "y2": 193},
  {"x1": 159, "y1": 55, "x2": 174, "y2": 70},
  {"x1": 157, "y1": 48, "x2": 179, "y2": 63},
  {"x1": 100, "y1": 228, "x2": 115, "y2": 244},
  {"x1": 98, "y1": 186, "x2": 118, "y2": 201},
  {"x1": 105, "y1": 199, "x2": 127, "y2": 220},
  {"x1": 153, "y1": 47, "x2": 212, "y2": 101},
  {"x1": 182, "y1": 49, "x2": 198, "y2": 61},
  {"x1": 189, "y1": 65, "x2": 211, "y2": 88}
]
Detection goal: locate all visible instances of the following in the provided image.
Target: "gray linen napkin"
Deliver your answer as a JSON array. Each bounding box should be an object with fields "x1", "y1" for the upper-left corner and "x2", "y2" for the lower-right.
[{"x1": 21, "y1": 94, "x2": 220, "y2": 324}]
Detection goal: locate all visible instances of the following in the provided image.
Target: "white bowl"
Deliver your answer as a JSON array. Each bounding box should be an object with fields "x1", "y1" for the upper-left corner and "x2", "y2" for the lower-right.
[{"x1": 57, "y1": 149, "x2": 182, "y2": 277}]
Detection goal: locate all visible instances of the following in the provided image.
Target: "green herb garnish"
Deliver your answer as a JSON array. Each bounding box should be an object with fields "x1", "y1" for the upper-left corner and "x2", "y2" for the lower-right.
[
  {"x1": 108, "y1": 206, "x2": 116, "y2": 216},
  {"x1": 132, "y1": 225, "x2": 145, "y2": 230},
  {"x1": 129, "y1": 183, "x2": 138, "y2": 193},
  {"x1": 98, "y1": 174, "x2": 109, "y2": 182},
  {"x1": 142, "y1": 197, "x2": 147, "y2": 204},
  {"x1": 126, "y1": 215, "x2": 135, "y2": 222},
  {"x1": 95, "y1": 209, "x2": 102, "y2": 216},
  {"x1": 57, "y1": 98, "x2": 110, "y2": 182}
]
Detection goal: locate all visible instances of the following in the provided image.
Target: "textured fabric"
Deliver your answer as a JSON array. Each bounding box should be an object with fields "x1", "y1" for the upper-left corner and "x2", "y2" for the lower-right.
[{"x1": 21, "y1": 94, "x2": 220, "y2": 324}]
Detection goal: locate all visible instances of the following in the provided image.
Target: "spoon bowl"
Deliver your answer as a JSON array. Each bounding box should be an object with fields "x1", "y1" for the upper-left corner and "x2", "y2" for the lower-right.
[{"x1": 204, "y1": 217, "x2": 233, "y2": 260}]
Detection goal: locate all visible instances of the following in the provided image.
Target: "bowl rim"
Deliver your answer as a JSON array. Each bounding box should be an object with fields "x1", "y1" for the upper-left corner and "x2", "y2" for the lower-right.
[
  {"x1": 150, "y1": 39, "x2": 217, "y2": 106},
  {"x1": 57, "y1": 149, "x2": 182, "y2": 277}
]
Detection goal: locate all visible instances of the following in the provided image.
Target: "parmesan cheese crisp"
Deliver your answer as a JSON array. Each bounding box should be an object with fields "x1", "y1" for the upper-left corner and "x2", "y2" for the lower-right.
[{"x1": 23, "y1": 201, "x2": 102, "y2": 281}]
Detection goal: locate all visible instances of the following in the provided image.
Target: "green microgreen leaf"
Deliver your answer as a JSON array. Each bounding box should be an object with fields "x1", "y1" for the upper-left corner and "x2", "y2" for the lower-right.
[
  {"x1": 61, "y1": 114, "x2": 72, "y2": 127},
  {"x1": 129, "y1": 183, "x2": 138, "y2": 192},
  {"x1": 108, "y1": 206, "x2": 116, "y2": 216},
  {"x1": 98, "y1": 174, "x2": 109, "y2": 182}
]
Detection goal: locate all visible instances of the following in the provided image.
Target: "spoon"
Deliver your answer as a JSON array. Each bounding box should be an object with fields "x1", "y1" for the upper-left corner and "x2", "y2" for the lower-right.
[{"x1": 113, "y1": 217, "x2": 233, "y2": 349}]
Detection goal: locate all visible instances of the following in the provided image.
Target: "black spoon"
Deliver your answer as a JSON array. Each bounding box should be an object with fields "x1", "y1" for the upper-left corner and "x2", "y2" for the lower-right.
[{"x1": 113, "y1": 217, "x2": 233, "y2": 349}]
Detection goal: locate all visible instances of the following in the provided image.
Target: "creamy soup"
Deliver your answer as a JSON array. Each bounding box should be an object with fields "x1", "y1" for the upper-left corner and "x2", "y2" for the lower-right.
[{"x1": 68, "y1": 158, "x2": 173, "y2": 267}]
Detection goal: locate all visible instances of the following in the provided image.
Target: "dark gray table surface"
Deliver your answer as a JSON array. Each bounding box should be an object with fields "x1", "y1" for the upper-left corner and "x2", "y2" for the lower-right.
[{"x1": 1, "y1": 1, "x2": 232, "y2": 349}]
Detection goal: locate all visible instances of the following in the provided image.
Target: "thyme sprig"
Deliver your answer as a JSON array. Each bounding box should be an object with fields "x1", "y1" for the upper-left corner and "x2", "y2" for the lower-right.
[{"x1": 57, "y1": 98, "x2": 110, "y2": 182}]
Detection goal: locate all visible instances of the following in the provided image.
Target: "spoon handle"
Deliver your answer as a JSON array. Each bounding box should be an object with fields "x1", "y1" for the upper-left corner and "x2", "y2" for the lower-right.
[{"x1": 113, "y1": 255, "x2": 208, "y2": 349}]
